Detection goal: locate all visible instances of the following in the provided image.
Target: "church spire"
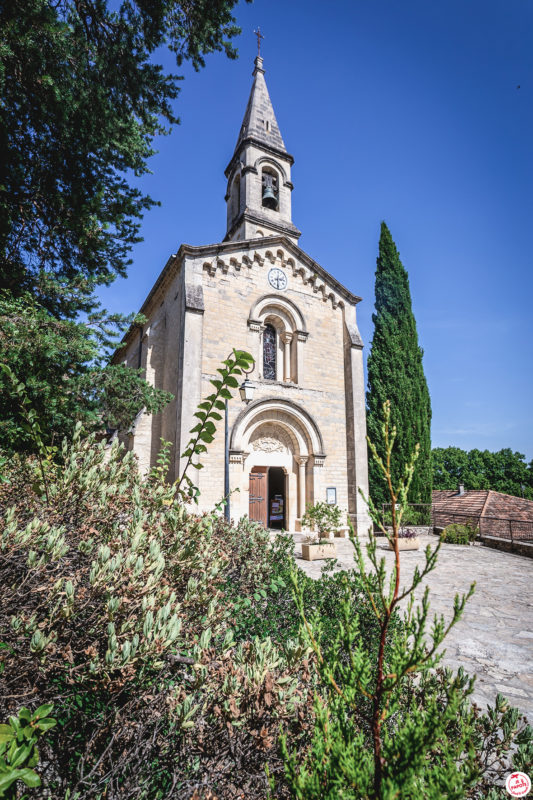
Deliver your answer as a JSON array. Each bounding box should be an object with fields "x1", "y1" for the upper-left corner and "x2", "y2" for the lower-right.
[
  {"x1": 234, "y1": 55, "x2": 287, "y2": 157},
  {"x1": 224, "y1": 51, "x2": 300, "y2": 244}
]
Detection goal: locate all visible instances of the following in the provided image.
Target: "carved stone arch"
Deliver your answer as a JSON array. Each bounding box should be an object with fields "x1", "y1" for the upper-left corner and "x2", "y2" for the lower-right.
[
  {"x1": 249, "y1": 294, "x2": 307, "y2": 334},
  {"x1": 245, "y1": 412, "x2": 306, "y2": 456},
  {"x1": 263, "y1": 307, "x2": 293, "y2": 335},
  {"x1": 230, "y1": 398, "x2": 325, "y2": 457},
  {"x1": 254, "y1": 156, "x2": 287, "y2": 184}
]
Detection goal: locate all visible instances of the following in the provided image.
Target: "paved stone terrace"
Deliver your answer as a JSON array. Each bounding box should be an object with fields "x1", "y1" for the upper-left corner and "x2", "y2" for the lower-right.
[{"x1": 293, "y1": 533, "x2": 533, "y2": 723}]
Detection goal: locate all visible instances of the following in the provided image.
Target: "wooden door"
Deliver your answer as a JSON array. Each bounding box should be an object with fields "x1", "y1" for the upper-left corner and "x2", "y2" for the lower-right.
[{"x1": 249, "y1": 470, "x2": 267, "y2": 527}]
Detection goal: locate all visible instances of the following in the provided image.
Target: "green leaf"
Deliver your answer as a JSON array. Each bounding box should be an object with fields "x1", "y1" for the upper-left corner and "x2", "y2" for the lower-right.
[
  {"x1": 18, "y1": 768, "x2": 41, "y2": 788},
  {"x1": 10, "y1": 742, "x2": 34, "y2": 768},
  {"x1": 0, "y1": 772, "x2": 21, "y2": 793},
  {"x1": 0, "y1": 725, "x2": 14, "y2": 744}
]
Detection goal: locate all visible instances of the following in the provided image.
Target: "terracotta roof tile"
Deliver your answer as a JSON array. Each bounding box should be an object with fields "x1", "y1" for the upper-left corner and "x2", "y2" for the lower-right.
[
  {"x1": 432, "y1": 490, "x2": 488, "y2": 517},
  {"x1": 432, "y1": 489, "x2": 533, "y2": 526}
]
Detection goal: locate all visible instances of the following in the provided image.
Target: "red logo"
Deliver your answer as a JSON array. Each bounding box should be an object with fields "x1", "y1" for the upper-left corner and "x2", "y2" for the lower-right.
[{"x1": 506, "y1": 772, "x2": 531, "y2": 797}]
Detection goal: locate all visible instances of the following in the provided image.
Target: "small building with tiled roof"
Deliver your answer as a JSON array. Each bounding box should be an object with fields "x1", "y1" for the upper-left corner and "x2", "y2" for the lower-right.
[{"x1": 432, "y1": 488, "x2": 533, "y2": 543}]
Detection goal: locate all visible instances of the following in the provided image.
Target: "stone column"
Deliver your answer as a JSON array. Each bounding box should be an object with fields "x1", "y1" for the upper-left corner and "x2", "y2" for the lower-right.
[
  {"x1": 247, "y1": 320, "x2": 264, "y2": 378},
  {"x1": 296, "y1": 455, "x2": 308, "y2": 517},
  {"x1": 295, "y1": 330, "x2": 308, "y2": 385},
  {"x1": 282, "y1": 332, "x2": 293, "y2": 382}
]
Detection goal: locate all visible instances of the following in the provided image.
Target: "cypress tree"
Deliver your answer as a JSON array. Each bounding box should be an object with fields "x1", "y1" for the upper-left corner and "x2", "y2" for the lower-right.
[{"x1": 366, "y1": 222, "x2": 432, "y2": 508}]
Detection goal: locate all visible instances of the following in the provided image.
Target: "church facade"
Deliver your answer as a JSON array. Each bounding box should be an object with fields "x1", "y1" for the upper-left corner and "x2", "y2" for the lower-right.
[{"x1": 116, "y1": 54, "x2": 371, "y2": 534}]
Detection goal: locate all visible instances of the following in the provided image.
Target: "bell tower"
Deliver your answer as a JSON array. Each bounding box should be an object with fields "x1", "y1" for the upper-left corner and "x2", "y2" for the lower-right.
[{"x1": 224, "y1": 54, "x2": 301, "y2": 243}]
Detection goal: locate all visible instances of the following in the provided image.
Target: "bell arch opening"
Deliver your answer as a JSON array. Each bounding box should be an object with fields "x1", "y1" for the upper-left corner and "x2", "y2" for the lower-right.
[{"x1": 261, "y1": 167, "x2": 279, "y2": 211}]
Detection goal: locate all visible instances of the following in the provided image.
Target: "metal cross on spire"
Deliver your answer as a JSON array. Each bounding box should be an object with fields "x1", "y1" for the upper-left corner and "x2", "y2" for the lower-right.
[{"x1": 253, "y1": 27, "x2": 264, "y2": 57}]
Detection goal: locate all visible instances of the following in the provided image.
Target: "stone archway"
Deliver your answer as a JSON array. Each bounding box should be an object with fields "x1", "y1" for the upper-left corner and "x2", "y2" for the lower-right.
[{"x1": 229, "y1": 399, "x2": 326, "y2": 530}]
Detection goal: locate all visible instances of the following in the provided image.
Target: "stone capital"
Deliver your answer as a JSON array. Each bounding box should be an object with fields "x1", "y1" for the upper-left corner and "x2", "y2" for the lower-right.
[
  {"x1": 281, "y1": 331, "x2": 293, "y2": 344},
  {"x1": 229, "y1": 450, "x2": 245, "y2": 465},
  {"x1": 247, "y1": 318, "x2": 265, "y2": 333}
]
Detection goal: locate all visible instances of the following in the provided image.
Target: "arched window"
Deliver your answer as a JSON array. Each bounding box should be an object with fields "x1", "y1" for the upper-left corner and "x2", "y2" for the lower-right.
[
  {"x1": 263, "y1": 324, "x2": 276, "y2": 380},
  {"x1": 261, "y1": 167, "x2": 279, "y2": 211}
]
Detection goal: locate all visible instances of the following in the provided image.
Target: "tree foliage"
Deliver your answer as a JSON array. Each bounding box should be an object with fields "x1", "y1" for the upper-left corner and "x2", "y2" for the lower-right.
[
  {"x1": 0, "y1": 294, "x2": 173, "y2": 451},
  {"x1": 0, "y1": 0, "x2": 244, "y2": 317},
  {"x1": 366, "y1": 222, "x2": 432, "y2": 507},
  {"x1": 0, "y1": 0, "x2": 246, "y2": 448},
  {"x1": 433, "y1": 446, "x2": 533, "y2": 499}
]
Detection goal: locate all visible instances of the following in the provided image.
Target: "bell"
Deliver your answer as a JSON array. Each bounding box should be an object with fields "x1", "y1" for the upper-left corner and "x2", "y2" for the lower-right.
[{"x1": 262, "y1": 184, "x2": 278, "y2": 210}]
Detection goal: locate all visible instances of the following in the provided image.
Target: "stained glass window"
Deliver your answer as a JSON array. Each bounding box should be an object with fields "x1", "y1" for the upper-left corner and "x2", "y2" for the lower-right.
[{"x1": 263, "y1": 324, "x2": 276, "y2": 380}]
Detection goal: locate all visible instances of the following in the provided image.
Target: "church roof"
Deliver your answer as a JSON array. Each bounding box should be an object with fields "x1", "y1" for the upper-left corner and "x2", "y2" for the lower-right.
[{"x1": 233, "y1": 56, "x2": 288, "y2": 159}]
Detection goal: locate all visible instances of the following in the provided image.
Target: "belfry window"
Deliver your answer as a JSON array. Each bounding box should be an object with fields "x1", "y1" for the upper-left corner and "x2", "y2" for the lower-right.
[
  {"x1": 230, "y1": 174, "x2": 241, "y2": 222},
  {"x1": 262, "y1": 168, "x2": 279, "y2": 211},
  {"x1": 263, "y1": 324, "x2": 276, "y2": 380}
]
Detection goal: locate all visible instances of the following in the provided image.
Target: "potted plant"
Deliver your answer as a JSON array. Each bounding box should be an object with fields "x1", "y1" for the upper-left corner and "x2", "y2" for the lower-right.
[
  {"x1": 300, "y1": 501, "x2": 341, "y2": 561},
  {"x1": 388, "y1": 527, "x2": 420, "y2": 551}
]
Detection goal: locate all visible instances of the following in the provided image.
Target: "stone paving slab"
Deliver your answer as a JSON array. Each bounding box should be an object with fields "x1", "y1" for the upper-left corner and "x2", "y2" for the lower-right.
[{"x1": 293, "y1": 533, "x2": 533, "y2": 722}]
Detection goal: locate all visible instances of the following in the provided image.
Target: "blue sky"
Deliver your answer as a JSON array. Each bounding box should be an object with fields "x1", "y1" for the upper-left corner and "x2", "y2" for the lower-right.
[{"x1": 96, "y1": 0, "x2": 533, "y2": 459}]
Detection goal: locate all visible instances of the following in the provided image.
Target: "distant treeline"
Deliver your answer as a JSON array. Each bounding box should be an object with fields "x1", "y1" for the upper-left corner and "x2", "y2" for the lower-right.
[{"x1": 432, "y1": 446, "x2": 533, "y2": 500}]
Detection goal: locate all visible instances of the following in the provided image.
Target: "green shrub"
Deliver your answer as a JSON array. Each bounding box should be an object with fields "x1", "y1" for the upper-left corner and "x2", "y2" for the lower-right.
[
  {"x1": 0, "y1": 430, "x2": 312, "y2": 798},
  {"x1": 301, "y1": 501, "x2": 342, "y2": 541},
  {"x1": 0, "y1": 704, "x2": 56, "y2": 798},
  {"x1": 441, "y1": 522, "x2": 478, "y2": 544}
]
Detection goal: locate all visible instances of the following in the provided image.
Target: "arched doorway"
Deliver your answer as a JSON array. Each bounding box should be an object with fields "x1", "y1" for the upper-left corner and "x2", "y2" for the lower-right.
[{"x1": 229, "y1": 398, "x2": 326, "y2": 530}]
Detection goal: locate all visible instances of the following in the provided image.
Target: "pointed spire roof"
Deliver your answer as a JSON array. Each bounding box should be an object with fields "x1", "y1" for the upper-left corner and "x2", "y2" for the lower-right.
[{"x1": 234, "y1": 56, "x2": 287, "y2": 155}]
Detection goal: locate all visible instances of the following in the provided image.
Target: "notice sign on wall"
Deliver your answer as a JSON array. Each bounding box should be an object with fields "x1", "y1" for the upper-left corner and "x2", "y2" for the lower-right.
[
  {"x1": 326, "y1": 487, "x2": 337, "y2": 505},
  {"x1": 270, "y1": 495, "x2": 284, "y2": 522}
]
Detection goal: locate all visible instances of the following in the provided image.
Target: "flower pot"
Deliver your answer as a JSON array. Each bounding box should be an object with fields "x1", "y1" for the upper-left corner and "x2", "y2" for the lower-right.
[
  {"x1": 301, "y1": 542, "x2": 337, "y2": 561},
  {"x1": 388, "y1": 537, "x2": 420, "y2": 551}
]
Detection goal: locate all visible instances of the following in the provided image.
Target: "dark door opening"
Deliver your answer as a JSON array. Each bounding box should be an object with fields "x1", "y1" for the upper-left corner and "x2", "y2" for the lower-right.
[{"x1": 268, "y1": 467, "x2": 286, "y2": 529}]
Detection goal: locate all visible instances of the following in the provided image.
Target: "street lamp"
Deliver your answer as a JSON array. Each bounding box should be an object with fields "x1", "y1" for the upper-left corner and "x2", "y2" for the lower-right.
[{"x1": 225, "y1": 359, "x2": 255, "y2": 522}]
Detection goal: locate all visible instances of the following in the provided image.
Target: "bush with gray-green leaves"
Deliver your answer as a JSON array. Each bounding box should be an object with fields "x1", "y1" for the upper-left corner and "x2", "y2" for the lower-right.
[{"x1": 0, "y1": 391, "x2": 531, "y2": 798}]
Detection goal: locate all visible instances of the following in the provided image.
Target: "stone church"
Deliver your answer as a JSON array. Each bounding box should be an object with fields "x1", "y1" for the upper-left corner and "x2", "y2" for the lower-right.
[{"x1": 117, "y1": 53, "x2": 371, "y2": 533}]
